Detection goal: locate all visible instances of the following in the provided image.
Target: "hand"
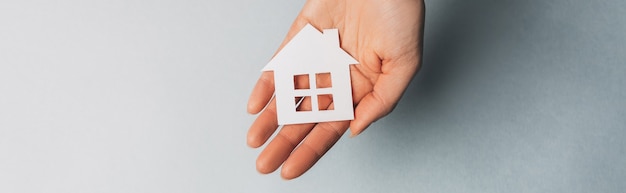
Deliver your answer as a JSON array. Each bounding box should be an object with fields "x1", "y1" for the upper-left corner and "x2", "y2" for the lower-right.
[{"x1": 247, "y1": 0, "x2": 425, "y2": 179}]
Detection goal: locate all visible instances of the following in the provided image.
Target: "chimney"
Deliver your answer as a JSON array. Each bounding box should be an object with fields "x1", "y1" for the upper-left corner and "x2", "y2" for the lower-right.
[{"x1": 323, "y1": 29, "x2": 339, "y2": 47}]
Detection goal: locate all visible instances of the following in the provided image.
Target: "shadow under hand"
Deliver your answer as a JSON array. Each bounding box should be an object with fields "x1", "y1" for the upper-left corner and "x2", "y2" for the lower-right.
[
  {"x1": 395, "y1": 0, "x2": 533, "y2": 133},
  {"x1": 352, "y1": 0, "x2": 535, "y2": 174}
]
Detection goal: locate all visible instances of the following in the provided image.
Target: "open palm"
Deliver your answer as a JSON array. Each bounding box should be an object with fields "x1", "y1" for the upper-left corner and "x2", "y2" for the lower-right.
[{"x1": 247, "y1": 0, "x2": 425, "y2": 179}]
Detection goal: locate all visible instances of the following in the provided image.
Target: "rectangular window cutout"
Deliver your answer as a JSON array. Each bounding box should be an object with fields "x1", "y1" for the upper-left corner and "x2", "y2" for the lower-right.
[
  {"x1": 317, "y1": 94, "x2": 334, "y2": 111},
  {"x1": 295, "y1": 96, "x2": 312, "y2": 112},
  {"x1": 293, "y1": 74, "x2": 310, "y2": 90},
  {"x1": 315, "y1": 72, "x2": 332, "y2": 89}
]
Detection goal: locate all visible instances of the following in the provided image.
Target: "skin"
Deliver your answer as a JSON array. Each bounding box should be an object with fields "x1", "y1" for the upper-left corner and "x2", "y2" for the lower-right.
[{"x1": 247, "y1": 0, "x2": 425, "y2": 180}]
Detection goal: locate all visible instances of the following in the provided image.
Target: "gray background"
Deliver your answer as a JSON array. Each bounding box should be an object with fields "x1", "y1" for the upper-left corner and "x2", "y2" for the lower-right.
[{"x1": 1, "y1": 0, "x2": 624, "y2": 192}]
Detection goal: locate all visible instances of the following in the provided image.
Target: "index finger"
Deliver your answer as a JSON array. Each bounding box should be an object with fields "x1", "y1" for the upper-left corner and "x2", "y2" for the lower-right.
[{"x1": 247, "y1": 71, "x2": 275, "y2": 114}]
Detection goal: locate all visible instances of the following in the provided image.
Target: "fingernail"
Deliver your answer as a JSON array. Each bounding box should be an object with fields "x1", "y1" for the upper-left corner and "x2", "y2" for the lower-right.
[{"x1": 349, "y1": 129, "x2": 362, "y2": 138}]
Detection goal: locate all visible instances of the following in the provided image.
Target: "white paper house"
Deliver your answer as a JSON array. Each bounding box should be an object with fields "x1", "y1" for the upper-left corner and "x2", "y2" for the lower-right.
[{"x1": 262, "y1": 24, "x2": 359, "y2": 125}]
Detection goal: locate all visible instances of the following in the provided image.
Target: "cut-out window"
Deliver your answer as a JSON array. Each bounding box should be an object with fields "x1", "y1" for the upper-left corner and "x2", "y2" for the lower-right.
[
  {"x1": 315, "y1": 72, "x2": 332, "y2": 88},
  {"x1": 295, "y1": 96, "x2": 312, "y2": 112},
  {"x1": 293, "y1": 74, "x2": 310, "y2": 89},
  {"x1": 317, "y1": 94, "x2": 334, "y2": 111},
  {"x1": 293, "y1": 73, "x2": 335, "y2": 113}
]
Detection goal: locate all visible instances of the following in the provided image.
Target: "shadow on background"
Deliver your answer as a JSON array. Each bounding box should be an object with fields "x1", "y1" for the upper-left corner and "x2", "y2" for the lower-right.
[
  {"x1": 396, "y1": 0, "x2": 533, "y2": 129},
  {"x1": 411, "y1": 0, "x2": 532, "y2": 102},
  {"x1": 352, "y1": 0, "x2": 537, "y2": 167}
]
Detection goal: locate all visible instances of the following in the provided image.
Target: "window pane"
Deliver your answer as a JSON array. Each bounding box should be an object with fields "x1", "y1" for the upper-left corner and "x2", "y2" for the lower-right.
[
  {"x1": 294, "y1": 74, "x2": 310, "y2": 89},
  {"x1": 315, "y1": 72, "x2": 332, "y2": 89},
  {"x1": 295, "y1": 96, "x2": 312, "y2": 112},
  {"x1": 317, "y1": 94, "x2": 334, "y2": 111}
]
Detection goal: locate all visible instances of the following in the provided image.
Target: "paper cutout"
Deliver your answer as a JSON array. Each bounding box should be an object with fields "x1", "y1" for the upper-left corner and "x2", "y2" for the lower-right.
[{"x1": 262, "y1": 24, "x2": 359, "y2": 125}]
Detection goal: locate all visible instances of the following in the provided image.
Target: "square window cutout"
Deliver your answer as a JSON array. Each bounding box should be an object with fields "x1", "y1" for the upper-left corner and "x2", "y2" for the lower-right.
[
  {"x1": 317, "y1": 94, "x2": 334, "y2": 111},
  {"x1": 295, "y1": 96, "x2": 312, "y2": 112},
  {"x1": 316, "y1": 72, "x2": 332, "y2": 89},
  {"x1": 293, "y1": 74, "x2": 310, "y2": 90}
]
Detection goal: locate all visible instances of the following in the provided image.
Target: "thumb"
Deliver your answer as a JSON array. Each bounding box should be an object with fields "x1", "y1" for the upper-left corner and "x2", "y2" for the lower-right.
[
  {"x1": 349, "y1": 60, "x2": 419, "y2": 137},
  {"x1": 349, "y1": 91, "x2": 392, "y2": 137}
]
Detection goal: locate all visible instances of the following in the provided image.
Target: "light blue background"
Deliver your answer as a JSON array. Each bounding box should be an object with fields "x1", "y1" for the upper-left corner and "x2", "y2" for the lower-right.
[{"x1": 0, "y1": 0, "x2": 624, "y2": 192}]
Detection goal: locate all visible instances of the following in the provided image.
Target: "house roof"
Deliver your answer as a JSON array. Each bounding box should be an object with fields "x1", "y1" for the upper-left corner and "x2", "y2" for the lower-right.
[{"x1": 262, "y1": 24, "x2": 358, "y2": 71}]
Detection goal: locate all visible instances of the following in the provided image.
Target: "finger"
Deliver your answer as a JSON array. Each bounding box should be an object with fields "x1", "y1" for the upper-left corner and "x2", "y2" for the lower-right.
[
  {"x1": 247, "y1": 72, "x2": 275, "y2": 114},
  {"x1": 256, "y1": 122, "x2": 315, "y2": 174},
  {"x1": 281, "y1": 113, "x2": 350, "y2": 179},
  {"x1": 350, "y1": 60, "x2": 419, "y2": 137},
  {"x1": 256, "y1": 93, "x2": 333, "y2": 174},
  {"x1": 247, "y1": 99, "x2": 279, "y2": 148},
  {"x1": 248, "y1": 72, "x2": 315, "y2": 147}
]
